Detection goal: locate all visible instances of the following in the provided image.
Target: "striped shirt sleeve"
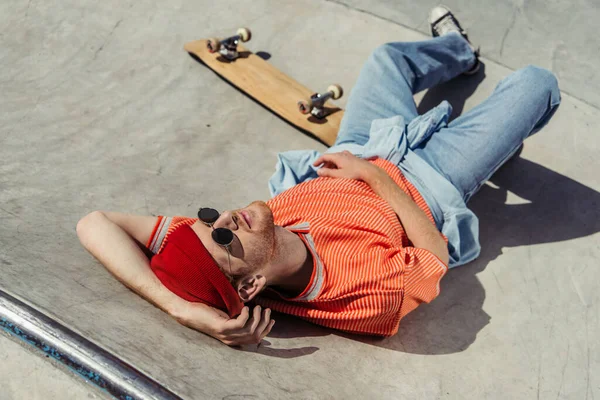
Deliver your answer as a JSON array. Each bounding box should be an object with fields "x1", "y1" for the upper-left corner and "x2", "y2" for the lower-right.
[
  {"x1": 145, "y1": 216, "x2": 197, "y2": 255},
  {"x1": 398, "y1": 246, "x2": 448, "y2": 320},
  {"x1": 146, "y1": 216, "x2": 171, "y2": 254}
]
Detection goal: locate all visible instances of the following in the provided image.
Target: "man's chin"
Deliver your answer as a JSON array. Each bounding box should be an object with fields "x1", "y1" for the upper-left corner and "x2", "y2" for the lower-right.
[{"x1": 251, "y1": 201, "x2": 274, "y2": 225}]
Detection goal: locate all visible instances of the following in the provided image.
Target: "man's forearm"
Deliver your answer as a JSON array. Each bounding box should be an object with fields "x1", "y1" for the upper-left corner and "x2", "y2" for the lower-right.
[
  {"x1": 76, "y1": 212, "x2": 185, "y2": 317},
  {"x1": 365, "y1": 170, "x2": 449, "y2": 265}
]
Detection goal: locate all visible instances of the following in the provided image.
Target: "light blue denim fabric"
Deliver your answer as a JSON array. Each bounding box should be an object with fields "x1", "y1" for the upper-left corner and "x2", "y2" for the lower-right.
[{"x1": 268, "y1": 32, "x2": 561, "y2": 268}]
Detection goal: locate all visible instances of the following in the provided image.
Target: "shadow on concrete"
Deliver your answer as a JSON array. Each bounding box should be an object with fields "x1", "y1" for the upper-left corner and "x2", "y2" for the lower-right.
[
  {"x1": 417, "y1": 62, "x2": 487, "y2": 121},
  {"x1": 240, "y1": 312, "x2": 324, "y2": 358},
  {"x1": 255, "y1": 51, "x2": 271, "y2": 60},
  {"x1": 263, "y1": 154, "x2": 600, "y2": 356}
]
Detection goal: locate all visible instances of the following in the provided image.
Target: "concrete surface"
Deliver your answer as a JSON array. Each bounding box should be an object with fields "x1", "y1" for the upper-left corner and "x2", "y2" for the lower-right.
[
  {"x1": 0, "y1": 0, "x2": 598, "y2": 399},
  {"x1": 0, "y1": 333, "x2": 104, "y2": 399}
]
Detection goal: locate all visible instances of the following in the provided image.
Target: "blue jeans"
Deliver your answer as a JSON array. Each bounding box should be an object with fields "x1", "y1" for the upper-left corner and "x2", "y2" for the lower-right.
[{"x1": 336, "y1": 32, "x2": 561, "y2": 207}]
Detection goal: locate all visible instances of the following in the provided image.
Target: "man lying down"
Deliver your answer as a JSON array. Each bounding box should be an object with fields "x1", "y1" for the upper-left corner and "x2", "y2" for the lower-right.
[{"x1": 76, "y1": 6, "x2": 560, "y2": 346}]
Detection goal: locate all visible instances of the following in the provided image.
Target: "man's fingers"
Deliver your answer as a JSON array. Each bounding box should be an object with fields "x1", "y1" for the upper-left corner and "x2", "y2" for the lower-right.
[
  {"x1": 230, "y1": 308, "x2": 272, "y2": 346},
  {"x1": 227, "y1": 306, "x2": 250, "y2": 330},
  {"x1": 317, "y1": 167, "x2": 341, "y2": 178},
  {"x1": 246, "y1": 305, "x2": 262, "y2": 334},
  {"x1": 260, "y1": 319, "x2": 275, "y2": 341},
  {"x1": 313, "y1": 151, "x2": 354, "y2": 166},
  {"x1": 313, "y1": 154, "x2": 331, "y2": 166},
  {"x1": 313, "y1": 153, "x2": 341, "y2": 167},
  {"x1": 254, "y1": 308, "x2": 271, "y2": 340}
]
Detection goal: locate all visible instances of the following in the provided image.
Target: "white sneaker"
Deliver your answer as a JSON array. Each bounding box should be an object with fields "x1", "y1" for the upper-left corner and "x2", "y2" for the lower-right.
[{"x1": 428, "y1": 5, "x2": 480, "y2": 75}]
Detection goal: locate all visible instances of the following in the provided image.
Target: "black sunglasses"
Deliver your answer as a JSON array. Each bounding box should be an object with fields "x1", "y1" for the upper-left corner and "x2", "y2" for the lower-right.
[{"x1": 198, "y1": 208, "x2": 234, "y2": 276}]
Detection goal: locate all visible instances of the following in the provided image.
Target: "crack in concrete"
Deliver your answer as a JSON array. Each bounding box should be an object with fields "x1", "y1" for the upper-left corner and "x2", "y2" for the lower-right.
[
  {"x1": 324, "y1": 0, "x2": 420, "y2": 30},
  {"x1": 550, "y1": 41, "x2": 568, "y2": 78},
  {"x1": 585, "y1": 310, "x2": 591, "y2": 400},
  {"x1": 537, "y1": 350, "x2": 542, "y2": 400},
  {"x1": 555, "y1": 342, "x2": 570, "y2": 400},
  {"x1": 500, "y1": 6, "x2": 518, "y2": 57},
  {"x1": 24, "y1": 0, "x2": 32, "y2": 17},
  {"x1": 0, "y1": 206, "x2": 20, "y2": 219},
  {"x1": 93, "y1": 19, "x2": 123, "y2": 60},
  {"x1": 491, "y1": 270, "x2": 505, "y2": 294},
  {"x1": 568, "y1": 264, "x2": 588, "y2": 306}
]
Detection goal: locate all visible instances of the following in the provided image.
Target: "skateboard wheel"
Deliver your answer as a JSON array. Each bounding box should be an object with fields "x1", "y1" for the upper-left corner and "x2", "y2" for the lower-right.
[
  {"x1": 328, "y1": 84, "x2": 343, "y2": 100},
  {"x1": 298, "y1": 99, "x2": 313, "y2": 114},
  {"x1": 207, "y1": 38, "x2": 221, "y2": 53},
  {"x1": 237, "y1": 27, "x2": 252, "y2": 42}
]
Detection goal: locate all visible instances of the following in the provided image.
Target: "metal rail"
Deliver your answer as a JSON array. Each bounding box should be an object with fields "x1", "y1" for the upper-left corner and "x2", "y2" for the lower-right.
[{"x1": 0, "y1": 289, "x2": 183, "y2": 400}]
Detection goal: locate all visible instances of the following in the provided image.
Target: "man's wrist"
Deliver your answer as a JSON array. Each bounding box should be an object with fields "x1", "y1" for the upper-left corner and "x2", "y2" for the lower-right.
[
  {"x1": 363, "y1": 166, "x2": 391, "y2": 193},
  {"x1": 160, "y1": 291, "x2": 188, "y2": 320}
]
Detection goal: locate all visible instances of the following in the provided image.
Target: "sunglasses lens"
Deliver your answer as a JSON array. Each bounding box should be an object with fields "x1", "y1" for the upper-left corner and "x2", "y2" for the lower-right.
[
  {"x1": 212, "y1": 228, "x2": 234, "y2": 246},
  {"x1": 198, "y1": 208, "x2": 219, "y2": 224}
]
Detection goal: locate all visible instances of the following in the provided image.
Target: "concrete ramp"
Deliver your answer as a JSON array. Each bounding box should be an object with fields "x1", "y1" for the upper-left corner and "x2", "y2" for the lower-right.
[{"x1": 1, "y1": 0, "x2": 598, "y2": 399}]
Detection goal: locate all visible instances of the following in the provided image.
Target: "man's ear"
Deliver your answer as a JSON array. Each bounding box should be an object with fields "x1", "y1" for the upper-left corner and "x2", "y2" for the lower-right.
[{"x1": 237, "y1": 274, "x2": 267, "y2": 303}]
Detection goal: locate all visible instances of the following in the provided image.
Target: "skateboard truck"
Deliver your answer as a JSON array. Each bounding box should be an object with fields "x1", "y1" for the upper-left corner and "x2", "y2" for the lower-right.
[
  {"x1": 298, "y1": 84, "x2": 343, "y2": 119},
  {"x1": 206, "y1": 28, "x2": 252, "y2": 61}
]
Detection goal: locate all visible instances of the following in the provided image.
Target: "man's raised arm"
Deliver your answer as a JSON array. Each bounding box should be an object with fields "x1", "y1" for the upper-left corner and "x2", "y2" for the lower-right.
[
  {"x1": 76, "y1": 211, "x2": 187, "y2": 316},
  {"x1": 76, "y1": 211, "x2": 273, "y2": 346}
]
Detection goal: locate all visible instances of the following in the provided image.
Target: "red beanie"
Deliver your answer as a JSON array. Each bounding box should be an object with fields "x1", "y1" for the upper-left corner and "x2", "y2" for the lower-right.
[{"x1": 150, "y1": 224, "x2": 244, "y2": 318}]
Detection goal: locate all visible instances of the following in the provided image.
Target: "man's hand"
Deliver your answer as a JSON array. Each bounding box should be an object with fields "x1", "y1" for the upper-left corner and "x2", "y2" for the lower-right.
[
  {"x1": 313, "y1": 151, "x2": 384, "y2": 182},
  {"x1": 177, "y1": 302, "x2": 275, "y2": 347}
]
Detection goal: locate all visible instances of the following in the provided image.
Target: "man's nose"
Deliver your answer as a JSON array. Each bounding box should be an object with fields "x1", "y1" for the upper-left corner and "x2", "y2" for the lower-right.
[{"x1": 214, "y1": 211, "x2": 238, "y2": 230}]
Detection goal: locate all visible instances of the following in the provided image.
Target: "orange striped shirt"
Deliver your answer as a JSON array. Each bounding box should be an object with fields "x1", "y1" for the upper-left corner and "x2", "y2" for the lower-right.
[{"x1": 146, "y1": 157, "x2": 448, "y2": 337}]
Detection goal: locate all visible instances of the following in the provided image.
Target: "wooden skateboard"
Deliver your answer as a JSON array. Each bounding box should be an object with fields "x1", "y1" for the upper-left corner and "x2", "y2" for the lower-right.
[{"x1": 184, "y1": 28, "x2": 344, "y2": 146}]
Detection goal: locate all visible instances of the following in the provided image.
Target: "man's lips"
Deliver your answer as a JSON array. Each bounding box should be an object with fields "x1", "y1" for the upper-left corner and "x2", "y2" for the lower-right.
[{"x1": 241, "y1": 211, "x2": 252, "y2": 229}]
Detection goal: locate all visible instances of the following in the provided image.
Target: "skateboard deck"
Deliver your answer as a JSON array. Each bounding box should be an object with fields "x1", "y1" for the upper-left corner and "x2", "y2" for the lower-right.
[{"x1": 184, "y1": 39, "x2": 343, "y2": 146}]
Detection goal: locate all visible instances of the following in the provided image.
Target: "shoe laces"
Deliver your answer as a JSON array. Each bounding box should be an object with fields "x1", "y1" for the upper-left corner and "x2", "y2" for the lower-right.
[{"x1": 433, "y1": 14, "x2": 463, "y2": 36}]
